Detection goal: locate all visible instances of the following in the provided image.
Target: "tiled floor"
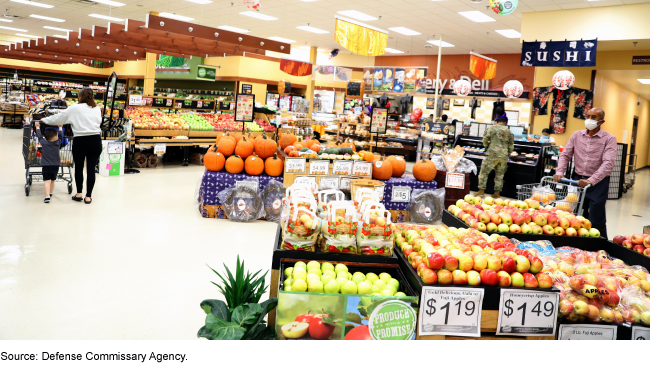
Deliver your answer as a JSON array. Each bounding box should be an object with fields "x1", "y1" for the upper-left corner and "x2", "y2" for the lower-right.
[{"x1": 0, "y1": 127, "x2": 647, "y2": 339}]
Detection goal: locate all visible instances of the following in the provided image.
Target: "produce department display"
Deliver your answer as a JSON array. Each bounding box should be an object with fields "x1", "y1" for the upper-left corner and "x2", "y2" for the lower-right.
[{"x1": 127, "y1": 108, "x2": 273, "y2": 132}]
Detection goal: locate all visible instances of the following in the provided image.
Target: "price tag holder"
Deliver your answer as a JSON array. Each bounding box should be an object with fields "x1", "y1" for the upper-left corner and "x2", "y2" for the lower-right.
[
  {"x1": 391, "y1": 186, "x2": 411, "y2": 202},
  {"x1": 332, "y1": 161, "x2": 353, "y2": 176},
  {"x1": 153, "y1": 143, "x2": 167, "y2": 155},
  {"x1": 309, "y1": 160, "x2": 329, "y2": 176},
  {"x1": 375, "y1": 185, "x2": 385, "y2": 199},
  {"x1": 128, "y1": 94, "x2": 143, "y2": 106},
  {"x1": 352, "y1": 161, "x2": 372, "y2": 177},
  {"x1": 445, "y1": 172, "x2": 465, "y2": 189},
  {"x1": 632, "y1": 326, "x2": 650, "y2": 340},
  {"x1": 551, "y1": 156, "x2": 559, "y2": 161},
  {"x1": 496, "y1": 289, "x2": 559, "y2": 336},
  {"x1": 418, "y1": 287, "x2": 484, "y2": 337},
  {"x1": 319, "y1": 177, "x2": 339, "y2": 190},
  {"x1": 339, "y1": 178, "x2": 353, "y2": 190},
  {"x1": 544, "y1": 168, "x2": 551, "y2": 173},
  {"x1": 235, "y1": 180, "x2": 259, "y2": 194},
  {"x1": 284, "y1": 158, "x2": 306, "y2": 174},
  {"x1": 557, "y1": 324, "x2": 617, "y2": 340}
]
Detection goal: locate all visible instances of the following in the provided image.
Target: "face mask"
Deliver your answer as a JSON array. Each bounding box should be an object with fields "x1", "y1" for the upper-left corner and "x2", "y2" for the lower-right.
[{"x1": 585, "y1": 119, "x2": 599, "y2": 130}]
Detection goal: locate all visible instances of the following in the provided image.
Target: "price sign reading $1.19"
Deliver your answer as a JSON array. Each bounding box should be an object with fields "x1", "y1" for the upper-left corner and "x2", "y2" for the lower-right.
[
  {"x1": 496, "y1": 290, "x2": 559, "y2": 336},
  {"x1": 418, "y1": 287, "x2": 484, "y2": 337}
]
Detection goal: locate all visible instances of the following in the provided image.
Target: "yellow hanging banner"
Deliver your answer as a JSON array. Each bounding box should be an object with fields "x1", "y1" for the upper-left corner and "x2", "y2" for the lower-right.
[{"x1": 334, "y1": 16, "x2": 388, "y2": 57}]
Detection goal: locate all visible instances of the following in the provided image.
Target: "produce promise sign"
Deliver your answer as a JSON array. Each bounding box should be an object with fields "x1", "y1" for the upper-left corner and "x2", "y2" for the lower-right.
[{"x1": 196, "y1": 65, "x2": 217, "y2": 81}]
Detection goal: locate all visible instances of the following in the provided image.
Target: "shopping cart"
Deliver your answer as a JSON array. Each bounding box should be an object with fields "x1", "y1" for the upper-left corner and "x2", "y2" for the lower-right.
[
  {"x1": 22, "y1": 121, "x2": 74, "y2": 196},
  {"x1": 516, "y1": 176, "x2": 590, "y2": 216},
  {"x1": 623, "y1": 154, "x2": 637, "y2": 193}
]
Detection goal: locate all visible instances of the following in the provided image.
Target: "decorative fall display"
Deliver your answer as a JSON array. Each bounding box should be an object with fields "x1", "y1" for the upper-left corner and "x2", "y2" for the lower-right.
[
  {"x1": 265, "y1": 153, "x2": 284, "y2": 176},
  {"x1": 413, "y1": 158, "x2": 437, "y2": 182},
  {"x1": 372, "y1": 156, "x2": 393, "y2": 180},
  {"x1": 244, "y1": 155, "x2": 264, "y2": 175},
  {"x1": 284, "y1": 146, "x2": 296, "y2": 155},
  {"x1": 225, "y1": 155, "x2": 244, "y2": 174},
  {"x1": 234, "y1": 136, "x2": 255, "y2": 159},
  {"x1": 386, "y1": 155, "x2": 406, "y2": 177},
  {"x1": 279, "y1": 133, "x2": 297, "y2": 150},
  {"x1": 217, "y1": 135, "x2": 237, "y2": 156},
  {"x1": 204, "y1": 146, "x2": 225, "y2": 172},
  {"x1": 216, "y1": 132, "x2": 235, "y2": 145},
  {"x1": 310, "y1": 143, "x2": 321, "y2": 153},
  {"x1": 288, "y1": 150, "x2": 301, "y2": 158},
  {"x1": 293, "y1": 142, "x2": 305, "y2": 151},
  {"x1": 255, "y1": 134, "x2": 278, "y2": 159},
  {"x1": 469, "y1": 52, "x2": 497, "y2": 80}
]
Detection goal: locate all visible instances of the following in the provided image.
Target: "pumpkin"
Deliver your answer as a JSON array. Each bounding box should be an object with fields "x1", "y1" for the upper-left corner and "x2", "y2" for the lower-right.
[
  {"x1": 225, "y1": 155, "x2": 244, "y2": 174},
  {"x1": 234, "y1": 133, "x2": 243, "y2": 143},
  {"x1": 305, "y1": 139, "x2": 316, "y2": 148},
  {"x1": 245, "y1": 155, "x2": 264, "y2": 175},
  {"x1": 235, "y1": 136, "x2": 255, "y2": 159},
  {"x1": 265, "y1": 153, "x2": 284, "y2": 176},
  {"x1": 204, "y1": 146, "x2": 225, "y2": 172},
  {"x1": 289, "y1": 150, "x2": 301, "y2": 158},
  {"x1": 308, "y1": 153, "x2": 319, "y2": 159},
  {"x1": 340, "y1": 142, "x2": 356, "y2": 152},
  {"x1": 386, "y1": 155, "x2": 406, "y2": 177},
  {"x1": 372, "y1": 156, "x2": 393, "y2": 180},
  {"x1": 279, "y1": 133, "x2": 297, "y2": 150},
  {"x1": 284, "y1": 146, "x2": 296, "y2": 155},
  {"x1": 217, "y1": 134, "x2": 236, "y2": 156},
  {"x1": 215, "y1": 132, "x2": 230, "y2": 145},
  {"x1": 311, "y1": 143, "x2": 321, "y2": 153},
  {"x1": 413, "y1": 158, "x2": 437, "y2": 182},
  {"x1": 293, "y1": 142, "x2": 304, "y2": 150},
  {"x1": 255, "y1": 134, "x2": 278, "y2": 159},
  {"x1": 363, "y1": 152, "x2": 374, "y2": 162}
]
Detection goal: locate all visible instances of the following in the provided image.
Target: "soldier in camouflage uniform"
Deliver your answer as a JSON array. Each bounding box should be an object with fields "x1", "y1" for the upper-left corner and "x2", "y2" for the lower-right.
[{"x1": 476, "y1": 116, "x2": 514, "y2": 198}]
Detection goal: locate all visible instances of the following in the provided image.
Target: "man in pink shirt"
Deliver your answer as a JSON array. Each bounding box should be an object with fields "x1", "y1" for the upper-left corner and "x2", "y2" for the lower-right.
[{"x1": 554, "y1": 108, "x2": 617, "y2": 239}]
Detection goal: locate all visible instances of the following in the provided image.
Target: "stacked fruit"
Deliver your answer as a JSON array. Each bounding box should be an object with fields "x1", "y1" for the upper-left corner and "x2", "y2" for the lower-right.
[
  {"x1": 126, "y1": 109, "x2": 157, "y2": 129},
  {"x1": 199, "y1": 113, "x2": 238, "y2": 131},
  {"x1": 612, "y1": 234, "x2": 650, "y2": 257},
  {"x1": 282, "y1": 261, "x2": 406, "y2": 296},
  {"x1": 255, "y1": 118, "x2": 275, "y2": 132},
  {"x1": 181, "y1": 113, "x2": 214, "y2": 131},
  {"x1": 394, "y1": 225, "x2": 552, "y2": 288},
  {"x1": 152, "y1": 112, "x2": 189, "y2": 130}
]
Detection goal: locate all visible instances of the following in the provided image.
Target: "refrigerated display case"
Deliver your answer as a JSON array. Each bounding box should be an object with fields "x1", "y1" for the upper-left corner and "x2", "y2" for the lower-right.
[{"x1": 266, "y1": 92, "x2": 279, "y2": 109}]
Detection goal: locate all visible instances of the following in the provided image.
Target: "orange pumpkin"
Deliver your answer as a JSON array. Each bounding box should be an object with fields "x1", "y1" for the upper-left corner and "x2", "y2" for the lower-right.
[
  {"x1": 279, "y1": 134, "x2": 297, "y2": 150},
  {"x1": 234, "y1": 133, "x2": 243, "y2": 143},
  {"x1": 293, "y1": 142, "x2": 304, "y2": 150},
  {"x1": 216, "y1": 132, "x2": 235, "y2": 145},
  {"x1": 305, "y1": 139, "x2": 315, "y2": 148},
  {"x1": 413, "y1": 158, "x2": 437, "y2": 182},
  {"x1": 265, "y1": 153, "x2": 284, "y2": 177},
  {"x1": 217, "y1": 135, "x2": 236, "y2": 156},
  {"x1": 235, "y1": 136, "x2": 255, "y2": 159},
  {"x1": 244, "y1": 155, "x2": 264, "y2": 175},
  {"x1": 310, "y1": 143, "x2": 321, "y2": 153},
  {"x1": 284, "y1": 146, "x2": 296, "y2": 155},
  {"x1": 255, "y1": 134, "x2": 278, "y2": 159},
  {"x1": 363, "y1": 152, "x2": 374, "y2": 162},
  {"x1": 386, "y1": 155, "x2": 406, "y2": 177},
  {"x1": 372, "y1": 156, "x2": 393, "y2": 180},
  {"x1": 204, "y1": 146, "x2": 225, "y2": 172},
  {"x1": 225, "y1": 155, "x2": 244, "y2": 174},
  {"x1": 289, "y1": 150, "x2": 301, "y2": 158}
]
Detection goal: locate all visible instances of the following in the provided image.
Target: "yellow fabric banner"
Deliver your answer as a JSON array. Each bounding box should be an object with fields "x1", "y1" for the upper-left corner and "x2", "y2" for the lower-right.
[{"x1": 334, "y1": 18, "x2": 387, "y2": 56}]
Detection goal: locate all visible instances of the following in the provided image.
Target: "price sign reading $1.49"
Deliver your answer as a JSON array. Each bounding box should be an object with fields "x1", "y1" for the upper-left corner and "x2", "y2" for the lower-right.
[
  {"x1": 418, "y1": 287, "x2": 484, "y2": 337},
  {"x1": 496, "y1": 289, "x2": 559, "y2": 336}
]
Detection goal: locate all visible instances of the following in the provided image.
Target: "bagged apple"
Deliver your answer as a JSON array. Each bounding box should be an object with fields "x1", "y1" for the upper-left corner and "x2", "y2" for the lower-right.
[
  {"x1": 358, "y1": 200, "x2": 385, "y2": 221},
  {"x1": 293, "y1": 177, "x2": 319, "y2": 201},
  {"x1": 317, "y1": 190, "x2": 345, "y2": 218},
  {"x1": 353, "y1": 188, "x2": 380, "y2": 211},
  {"x1": 357, "y1": 208, "x2": 393, "y2": 256},
  {"x1": 282, "y1": 206, "x2": 322, "y2": 252},
  {"x1": 282, "y1": 197, "x2": 317, "y2": 229},
  {"x1": 321, "y1": 202, "x2": 358, "y2": 254}
]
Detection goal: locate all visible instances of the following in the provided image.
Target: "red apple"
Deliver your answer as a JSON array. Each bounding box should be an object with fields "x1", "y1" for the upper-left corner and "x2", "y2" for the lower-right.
[
  {"x1": 417, "y1": 262, "x2": 429, "y2": 276},
  {"x1": 501, "y1": 256, "x2": 516, "y2": 273},
  {"x1": 437, "y1": 269, "x2": 453, "y2": 285},
  {"x1": 421, "y1": 269, "x2": 438, "y2": 285},
  {"x1": 633, "y1": 245, "x2": 645, "y2": 254},
  {"x1": 529, "y1": 256, "x2": 544, "y2": 274},
  {"x1": 559, "y1": 299, "x2": 574, "y2": 315},
  {"x1": 427, "y1": 252, "x2": 444, "y2": 270},
  {"x1": 631, "y1": 234, "x2": 645, "y2": 245},
  {"x1": 497, "y1": 271, "x2": 511, "y2": 287},
  {"x1": 612, "y1": 235, "x2": 625, "y2": 245},
  {"x1": 444, "y1": 255, "x2": 459, "y2": 271},
  {"x1": 452, "y1": 270, "x2": 468, "y2": 285},
  {"x1": 480, "y1": 269, "x2": 499, "y2": 286},
  {"x1": 570, "y1": 276, "x2": 585, "y2": 290},
  {"x1": 622, "y1": 240, "x2": 634, "y2": 249},
  {"x1": 523, "y1": 273, "x2": 538, "y2": 288}
]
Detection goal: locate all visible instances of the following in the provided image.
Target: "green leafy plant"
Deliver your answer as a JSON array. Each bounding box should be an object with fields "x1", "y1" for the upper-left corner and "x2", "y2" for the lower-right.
[{"x1": 208, "y1": 256, "x2": 267, "y2": 312}]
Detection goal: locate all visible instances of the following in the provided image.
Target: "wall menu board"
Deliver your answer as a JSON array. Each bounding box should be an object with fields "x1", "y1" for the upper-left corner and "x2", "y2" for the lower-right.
[
  {"x1": 371, "y1": 107, "x2": 388, "y2": 134},
  {"x1": 242, "y1": 84, "x2": 253, "y2": 95},
  {"x1": 234, "y1": 94, "x2": 255, "y2": 122},
  {"x1": 346, "y1": 80, "x2": 364, "y2": 99}
]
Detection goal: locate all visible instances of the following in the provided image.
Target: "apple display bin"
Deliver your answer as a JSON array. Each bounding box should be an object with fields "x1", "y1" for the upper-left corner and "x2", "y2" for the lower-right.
[{"x1": 442, "y1": 210, "x2": 650, "y2": 269}]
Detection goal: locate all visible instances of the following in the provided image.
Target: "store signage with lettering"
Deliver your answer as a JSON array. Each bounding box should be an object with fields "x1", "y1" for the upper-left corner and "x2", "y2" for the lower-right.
[
  {"x1": 520, "y1": 39, "x2": 598, "y2": 67},
  {"x1": 632, "y1": 56, "x2": 650, "y2": 65}
]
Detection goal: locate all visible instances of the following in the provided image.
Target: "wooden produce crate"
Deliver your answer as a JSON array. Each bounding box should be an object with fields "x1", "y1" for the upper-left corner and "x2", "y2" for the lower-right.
[{"x1": 134, "y1": 129, "x2": 189, "y2": 137}]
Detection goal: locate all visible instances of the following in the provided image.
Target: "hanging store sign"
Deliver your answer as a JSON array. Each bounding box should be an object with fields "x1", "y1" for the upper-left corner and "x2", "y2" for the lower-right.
[
  {"x1": 334, "y1": 15, "x2": 388, "y2": 57},
  {"x1": 521, "y1": 39, "x2": 598, "y2": 67},
  {"x1": 490, "y1": 0, "x2": 518, "y2": 16},
  {"x1": 196, "y1": 65, "x2": 217, "y2": 81}
]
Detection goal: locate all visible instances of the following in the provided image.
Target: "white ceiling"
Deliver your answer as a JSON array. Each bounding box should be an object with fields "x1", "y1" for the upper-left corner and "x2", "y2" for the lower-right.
[{"x1": 0, "y1": 0, "x2": 649, "y2": 56}]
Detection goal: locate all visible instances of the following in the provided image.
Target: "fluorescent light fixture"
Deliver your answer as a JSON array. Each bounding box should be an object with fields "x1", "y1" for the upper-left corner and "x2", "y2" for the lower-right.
[
  {"x1": 0, "y1": 19, "x2": 12, "y2": 23},
  {"x1": 384, "y1": 48, "x2": 404, "y2": 54},
  {"x1": 296, "y1": 25, "x2": 329, "y2": 34},
  {"x1": 89, "y1": 0, "x2": 125, "y2": 6},
  {"x1": 11, "y1": 0, "x2": 53, "y2": 8},
  {"x1": 30, "y1": 14, "x2": 65, "y2": 22},
  {"x1": 89, "y1": 14, "x2": 125, "y2": 22},
  {"x1": 43, "y1": 26, "x2": 72, "y2": 32},
  {"x1": 187, "y1": 0, "x2": 213, "y2": 3},
  {"x1": 52, "y1": 34, "x2": 68, "y2": 38},
  {"x1": 638, "y1": 79, "x2": 650, "y2": 84},
  {"x1": 337, "y1": 10, "x2": 377, "y2": 21},
  {"x1": 427, "y1": 40, "x2": 455, "y2": 47},
  {"x1": 388, "y1": 27, "x2": 420, "y2": 35},
  {"x1": 495, "y1": 29, "x2": 521, "y2": 38},
  {"x1": 217, "y1": 25, "x2": 250, "y2": 33},
  {"x1": 0, "y1": 25, "x2": 28, "y2": 32},
  {"x1": 239, "y1": 11, "x2": 277, "y2": 21},
  {"x1": 299, "y1": 46, "x2": 311, "y2": 50},
  {"x1": 159, "y1": 12, "x2": 194, "y2": 21},
  {"x1": 300, "y1": 0, "x2": 318, "y2": 2},
  {"x1": 15, "y1": 33, "x2": 41, "y2": 38},
  {"x1": 458, "y1": 11, "x2": 495, "y2": 22},
  {"x1": 268, "y1": 36, "x2": 296, "y2": 43}
]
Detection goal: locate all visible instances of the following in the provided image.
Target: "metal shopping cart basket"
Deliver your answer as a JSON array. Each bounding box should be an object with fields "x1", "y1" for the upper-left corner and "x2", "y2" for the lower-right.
[
  {"x1": 516, "y1": 176, "x2": 590, "y2": 216},
  {"x1": 22, "y1": 118, "x2": 74, "y2": 196}
]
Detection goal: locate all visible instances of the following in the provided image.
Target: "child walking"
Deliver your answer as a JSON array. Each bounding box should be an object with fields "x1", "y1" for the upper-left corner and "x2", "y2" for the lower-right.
[{"x1": 34, "y1": 122, "x2": 62, "y2": 203}]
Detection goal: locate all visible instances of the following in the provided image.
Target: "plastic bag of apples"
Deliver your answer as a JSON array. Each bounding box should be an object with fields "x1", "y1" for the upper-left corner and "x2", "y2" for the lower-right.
[
  {"x1": 282, "y1": 206, "x2": 322, "y2": 252},
  {"x1": 321, "y1": 202, "x2": 358, "y2": 254},
  {"x1": 357, "y1": 208, "x2": 393, "y2": 256}
]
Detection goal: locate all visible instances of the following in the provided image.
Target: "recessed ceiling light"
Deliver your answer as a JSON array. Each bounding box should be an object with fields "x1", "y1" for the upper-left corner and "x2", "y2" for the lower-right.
[
  {"x1": 89, "y1": 14, "x2": 125, "y2": 22},
  {"x1": 268, "y1": 36, "x2": 296, "y2": 43},
  {"x1": 52, "y1": 34, "x2": 68, "y2": 38},
  {"x1": 187, "y1": 0, "x2": 213, "y2": 3},
  {"x1": 15, "y1": 33, "x2": 41, "y2": 39},
  {"x1": 0, "y1": 25, "x2": 28, "y2": 32},
  {"x1": 11, "y1": 0, "x2": 53, "y2": 8},
  {"x1": 159, "y1": 12, "x2": 194, "y2": 21},
  {"x1": 30, "y1": 14, "x2": 65, "y2": 22},
  {"x1": 495, "y1": 29, "x2": 521, "y2": 38},
  {"x1": 384, "y1": 48, "x2": 404, "y2": 54},
  {"x1": 337, "y1": 10, "x2": 377, "y2": 21},
  {"x1": 427, "y1": 40, "x2": 455, "y2": 47},
  {"x1": 296, "y1": 25, "x2": 329, "y2": 34},
  {"x1": 388, "y1": 27, "x2": 421, "y2": 36},
  {"x1": 89, "y1": 0, "x2": 125, "y2": 6},
  {"x1": 458, "y1": 11, "x2": 495, "y2": 22},
  {"x1": 43, "y1": 26, "x2": 71, "y2": 32},
  {"x1": 638, "y1": 79, "x2": 650, "y2": 84},
  {"x1": 217, "y1": 25, "x2": 250, "y2": 33},
  {"x1": 239, "y1": 11, "x2": 277, "y2": 21}
]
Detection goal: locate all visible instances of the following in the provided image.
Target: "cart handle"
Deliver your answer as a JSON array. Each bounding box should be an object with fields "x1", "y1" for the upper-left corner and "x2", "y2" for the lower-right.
[{"x1": 541, "y1": 176, "x2": 591, "y2": 189}]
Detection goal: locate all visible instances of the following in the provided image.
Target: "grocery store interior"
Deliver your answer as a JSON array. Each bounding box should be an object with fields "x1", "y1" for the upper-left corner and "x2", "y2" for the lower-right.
[{"x1": 3, "y1": 0, "x2": 650, "y2": 343}]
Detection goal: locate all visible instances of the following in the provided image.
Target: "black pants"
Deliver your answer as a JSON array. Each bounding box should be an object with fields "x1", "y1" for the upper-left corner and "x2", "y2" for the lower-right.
[
  {"x1": 573, "y1": 173, "x2": 609, "y2": 239},
  {"x1": 72, "y1": 135, "x2": 102, "y2": 197}
]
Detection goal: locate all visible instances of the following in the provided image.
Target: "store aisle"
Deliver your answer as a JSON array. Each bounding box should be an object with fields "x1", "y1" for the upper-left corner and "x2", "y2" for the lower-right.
[
  {"x1": 0, "y1": 127, "x2": 279, "y2": 340},
  {"x1": 604, "y1": 169, "x2": 650, "y2": 238}
]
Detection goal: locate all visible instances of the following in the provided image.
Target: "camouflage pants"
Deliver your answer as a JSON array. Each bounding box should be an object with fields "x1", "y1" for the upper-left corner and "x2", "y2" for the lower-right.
[{"x1": 478, "y1": 156, "x2": 508, "y2": 191}]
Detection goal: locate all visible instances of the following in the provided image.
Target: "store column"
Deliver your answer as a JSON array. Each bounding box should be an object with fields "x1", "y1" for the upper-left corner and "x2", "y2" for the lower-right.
[
  {"x1": 306, "y1": 46, "x2": 317, "y2": 118},
  {"x1": 143, "y1": 11, "x2": 159, "y2": 96}
]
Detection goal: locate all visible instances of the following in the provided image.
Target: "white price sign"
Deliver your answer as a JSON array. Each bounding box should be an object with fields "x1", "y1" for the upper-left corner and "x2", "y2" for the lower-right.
[
  {"x1": 352, "y1": 161, "x2": 372, "y2": 177},
  {"x1": 418, "y1": 287, "x2": 484, "y2": 337},
  {"x1": 340, "y1": 178, "x2": 353, "y2": 190},
  {"x1": 558, "y1": 324, "x2": 617, "y2": 340},
  {"x1": 632, "y1": 326, "x2": 650, "y2": 340},
  {"x1": 551, "y1": 155, "x2": 559, "y2": 160},
  {"x1": 332, "y1": 161, "x2": 353, "y2": 176},
  {"x1": 375, "y1": 185, "x2": 385, "y2": 199},
  {"x1": 309, "y1": 160, "x2": 329, "y2": 176},
  {"x1": 153, "y1": 143, "x2": 167, "y2": 154},
  {"x1": 391, "y1": 186, "x2": 411, "y2": 202},
  {"x1": 284, "y1": 158, "x2": 306, "y2": 174},
  {"x1": 445, "y1": 172, "x2": 465, "y2": 189},
  {"x1": 235, "y1": 180, "x2": 259, "y2": 194},
  {"x1": 319, "y1": 177, "x2": 339, "y2": 190},
  {"x1": 128, "y1": 94, "x2": 143, "y2": 106},
  {"x1": 496, "y1": 290, "x2": 559, "y2": 336}
]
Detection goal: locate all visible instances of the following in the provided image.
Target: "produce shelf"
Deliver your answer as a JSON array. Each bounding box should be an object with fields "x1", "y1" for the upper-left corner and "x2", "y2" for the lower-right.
[{"x1": 134, "y1": 129, "x2": 189, "y2": 137}]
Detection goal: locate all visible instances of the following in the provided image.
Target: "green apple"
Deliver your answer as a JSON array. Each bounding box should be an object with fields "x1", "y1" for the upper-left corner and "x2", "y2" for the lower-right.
[
  {"x1": 284, "y1": 267, "x2": 293, "y2": 277},
  {"x1": 293, "y1": 272, "x2": 307, "y2": 282},
  {"x1": 348, "y1": 273, "x2": 353, "y2": 280},
  {"x1": 294, "y1": 262, "x2": 307, "y2": 271},
  {"x1": 363, "y1": 280, "x2": 373, "y2": 287},
  {"x1": 321, "y1": 262, "x2": 334, "y2": 272},
  {"x1": 373, "y1": 279, "x2": 386, "y2": 289},
  {"x1": 293, "y1": 266, "x2": 307, "y2": 276},
  {"x1": 321, "y1": 275, "x2": 334, "y2": 286},
  {"x1": 335, "y1": 264, "x2": 348, "y2": 274},
  {"x1": 307, "y1": 261, "x2": 320, "y2": 270},
  {"x1": 322, "y1": 269, "x2": 336, "y2": 277},
  {"x1": 379, "y1": 273, "x2": 392, "y2": 282},
  {"x1": 380, "y1": 288, "x2": 395, "y2": 296},
  {"x1": 336, "y1": 277, "x2": 349, "y2": 286},
  {"x1": 341, "y1": 280, "x2": 358, "y2": 294},
  {"x1": 352, "y1": 273, "x2": 366, "y2": 284},
  {"x1": 357, "y1": 281, "x2": 372, "y2": 294},
  {"x1": 292, "y1": 279, "x2": 307, "y2": 292},
  {"x1": 337, "y1": 272, "x2": 349, "y2": 279},
  {"x1": 307, "y1": 273, "x2": 320, "y2": 283},
  {"x1": 366, "y1": 273, "x2": 379, "y2": 283},
  {"x1": 386, "y1": 278, "x2": 400, "y2": 291},
  {"x1": 395, "y1": 292, "x2": 407, "y2": 297},
  {"x1": 371, "y1": 292, "x2": 382, "y2": 295},
  {"x1": 324, "y1": 280, "x2": 340, "y2": 294},
  {"x1": 371, "y1": 284, "x2": 383, "y2": 293},
  {"x1": 308, "y1": 280, "x2": 324, "y2": 293},
  {"x1": 285, "y1": 286, "x2": 292, "y2": 292},
  {"x1": 308, "y1": 268, "x2": 322, "y2": 276},
  {"x1": 284, "y1": 277, "x2": 292, "y2": 287}
]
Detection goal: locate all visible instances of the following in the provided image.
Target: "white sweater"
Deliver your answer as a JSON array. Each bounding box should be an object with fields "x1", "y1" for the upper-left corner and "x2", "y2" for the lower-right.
[{"x1": 42, "y1": 103, "x2": 102, "y2": 137}]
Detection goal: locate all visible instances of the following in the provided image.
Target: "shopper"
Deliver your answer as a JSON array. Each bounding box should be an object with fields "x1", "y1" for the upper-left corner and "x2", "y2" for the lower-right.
[
  {"x1": 476, "y1": 116, "x2": 514, "y2": 198},
  {"x1": 554, "y1": 108, "x2": 616, "y2": 239},
  {"x1": 541, "y1": 128, "x2": 556, "y2": 145},
  {"x1": 41, "y1": 88, "x2": 102, "y2": 204},
  {"x1": 34, "y1": 122, "x2": 62, "y2": 203},
  {"x1": 441, "y1": 114, "x2": 448, "y2": 123}
]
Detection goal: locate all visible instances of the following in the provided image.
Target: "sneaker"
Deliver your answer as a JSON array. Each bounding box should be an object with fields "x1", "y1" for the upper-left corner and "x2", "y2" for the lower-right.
[
  {"x1": 44, "y1": 197, "x2": 51, "y2": 203},
  {"x1": 492, "y1": 191, "x2": 501, "y2": 198}
]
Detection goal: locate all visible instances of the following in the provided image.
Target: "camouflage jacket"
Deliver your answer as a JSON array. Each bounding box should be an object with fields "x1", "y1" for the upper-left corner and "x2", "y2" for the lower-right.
[{"x1": 483, "y1": 124, "x2": 514, "y2": 158}]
